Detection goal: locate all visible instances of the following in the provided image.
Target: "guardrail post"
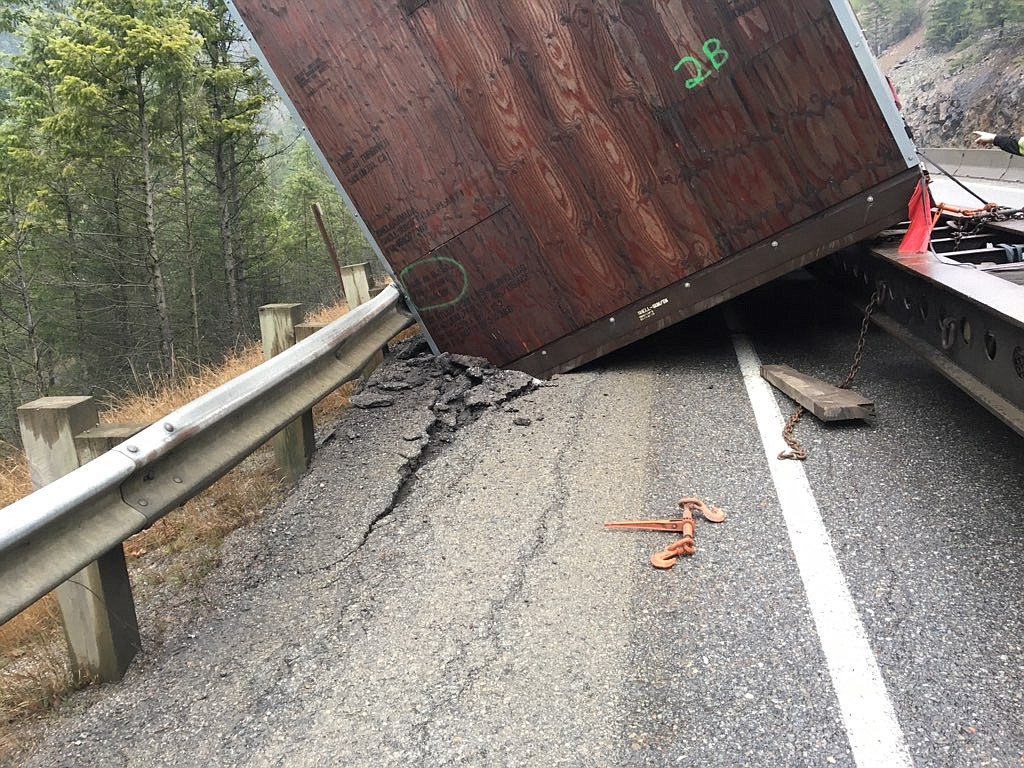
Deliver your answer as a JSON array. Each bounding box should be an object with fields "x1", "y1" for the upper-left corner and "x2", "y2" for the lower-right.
[
  {"x1": 339, "y1": 262, "x2": 371, "y2": 309},
  {"x1": 259, "y1": 303, "x2": 314, "y2": 485},
  {"x1": 295, "y1": 322, "x2": 326, "y2": 342},
  {"x1": 338, "y1": 263, "x2": 386, "y2": 378},
  {"x1": 16, "y1": 397, "x2": 140, "y2": 683}
]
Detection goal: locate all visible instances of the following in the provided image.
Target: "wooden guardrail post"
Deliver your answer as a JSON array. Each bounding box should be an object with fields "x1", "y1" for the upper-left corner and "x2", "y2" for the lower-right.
[
  {"x1": 339, "y1": 262, "x2": 371, "y2": 309},
  {"x1": 295, "y1": 322, "x2": 326, "y2": 342},
  {"x1": 259, "y1": 303, "x2": 314, "y2": 485},
  {"x1": 17, "y1": 397, "x2": 141, "y2": 683},
  {"x1": 338, "y1": 263, "x2": 386, "y2": 378}
]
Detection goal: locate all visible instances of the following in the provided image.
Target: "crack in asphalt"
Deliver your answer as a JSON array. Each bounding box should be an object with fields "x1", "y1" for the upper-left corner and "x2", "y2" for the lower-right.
[
  {"x1": 310, "y1": 349, "x2": 540, "y2": 592},
  {"x1": 404, "y1": 376, "x2": 592, "y2": 760}
]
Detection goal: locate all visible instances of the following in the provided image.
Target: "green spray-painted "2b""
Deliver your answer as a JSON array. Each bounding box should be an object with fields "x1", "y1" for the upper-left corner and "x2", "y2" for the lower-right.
[{"x1": 674, "y1": 38, "x2": 729, "y2": 90}]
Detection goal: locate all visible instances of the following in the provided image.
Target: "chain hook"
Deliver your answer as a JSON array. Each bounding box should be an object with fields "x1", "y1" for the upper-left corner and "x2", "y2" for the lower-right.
[{"x1": 649, "y1": 498, "x2": 728, "y2": 568}]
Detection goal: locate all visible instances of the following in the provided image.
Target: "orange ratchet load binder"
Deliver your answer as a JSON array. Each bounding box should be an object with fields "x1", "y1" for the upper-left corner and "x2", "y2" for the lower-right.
[{"x1": 228, "y1": 0, "x2": 919, "y2": 377}]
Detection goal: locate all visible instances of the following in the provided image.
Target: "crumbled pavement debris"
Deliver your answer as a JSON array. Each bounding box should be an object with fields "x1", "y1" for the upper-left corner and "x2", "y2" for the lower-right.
[
  {"x1": 349, "y1": 392, "x2": 395, "y2": 409},
  {"x1": 373, "y1": 363, "x2": 430, "y2": 392},
  {"x1": 444, "y1": 353, "x2": 490, "y2": 370},
  {"x1": 390, "y1": 336, "x2": 431, "y2": 360},
  {"x1": 359, "y1": 342, "x2": 540, "y2": 439},
  {"x1": 461, "y1": 369, "x2": 536, "y2": 410},
  {"x1": 325, "y1": 344, "x2": 545, "y2": 485}
]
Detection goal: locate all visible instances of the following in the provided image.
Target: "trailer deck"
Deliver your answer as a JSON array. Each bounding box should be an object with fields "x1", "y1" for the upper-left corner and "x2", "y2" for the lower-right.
[{"x1": 815, "y1": 166, "x2": 1024, "y2": 437}]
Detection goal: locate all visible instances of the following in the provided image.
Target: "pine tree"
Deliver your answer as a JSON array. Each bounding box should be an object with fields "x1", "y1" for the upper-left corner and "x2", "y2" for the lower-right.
[
  {"x1": 971, "y1": 0, "x2": 1024, "y2": 33},
  {"x1": 926, "y1": 0, "x2": 971, "y2": 49},
  {"x1": 46, "y1": 0, "x2": 199, "y2": 378},
  {"x1": 193, "y1": 0, "x2": 274, "y2": 343},
  {"x1": 270, "y1": 140, "x2": 368, "y2": 307},
  {"x1": 0, "y1": 90, "x2": 52, "y2": 425},
  {"x1": 0, "y1": 0, "x2": 357, "y2": 442}
]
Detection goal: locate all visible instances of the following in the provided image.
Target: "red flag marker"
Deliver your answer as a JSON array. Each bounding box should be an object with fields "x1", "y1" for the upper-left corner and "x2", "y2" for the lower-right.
[{"x1": 898, "y1": 179, "x2": 933, "y2": 254}]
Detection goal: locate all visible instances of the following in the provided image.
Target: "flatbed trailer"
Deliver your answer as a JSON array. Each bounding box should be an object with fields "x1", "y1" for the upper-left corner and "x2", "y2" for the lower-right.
[
  {"x1": 815, "y1": 157, "x2": 1024, "y2": 438},
  {"x1": 227, "y1": 0, "x2": 919, "y2": 377}
]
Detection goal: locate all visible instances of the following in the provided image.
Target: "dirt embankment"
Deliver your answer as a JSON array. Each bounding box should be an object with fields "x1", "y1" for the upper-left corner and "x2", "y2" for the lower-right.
[{"x1": 880, "y1": 24, "x2": 1024, "y2": 148}]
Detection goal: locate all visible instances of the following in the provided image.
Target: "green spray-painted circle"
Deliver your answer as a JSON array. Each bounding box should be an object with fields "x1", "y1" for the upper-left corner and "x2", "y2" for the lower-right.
[{"x1": 399, "y1": 256, "x2": 469, "y2": 312}]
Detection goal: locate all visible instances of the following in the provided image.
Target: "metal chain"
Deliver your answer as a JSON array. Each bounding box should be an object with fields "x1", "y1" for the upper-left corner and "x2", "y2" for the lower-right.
[
  {"x1": 837, "y1": 288, "x2": 880, "y2": 389},
  {"x1": 778, "y1": 404, "x2": 808, "y2": 461},
  {"x1": 778, "y1": 288, "x2": 881, "y2": 461}
]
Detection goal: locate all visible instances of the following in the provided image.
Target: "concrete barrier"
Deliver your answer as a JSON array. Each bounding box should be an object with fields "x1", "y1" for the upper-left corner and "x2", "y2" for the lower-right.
[
  {"x1": 921, "y1": 147, "x2": 965, "y2": 176},
  {"x1": 922, "y1": 147, "x2": 1024, "y2": 185},
  {"x1": 926, "y1": 148, "x2": 1013, "y2": 181},
  {"x1": 1002, "y1": 155, "x2": 1024, "y2": 184},
  {"x1": 961, "y1": 151, "x2": 1013, "y2": 181}
]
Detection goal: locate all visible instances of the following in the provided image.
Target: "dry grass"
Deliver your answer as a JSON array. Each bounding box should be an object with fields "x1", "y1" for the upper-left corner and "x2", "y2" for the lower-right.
[
  {"x1": 0, "y1": 452, "x2": 29, "y2": 510},
  {"x1": 0, "y1": 598, "x2": 73, "y2": 758},
  {"x1": 0, "y1": 300, "x2": 385, "y2": 759}
]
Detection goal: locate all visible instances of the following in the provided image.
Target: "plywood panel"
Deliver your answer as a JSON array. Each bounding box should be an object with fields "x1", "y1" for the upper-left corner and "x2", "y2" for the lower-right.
[
  {"x1": 233, "y1": 0, "x2": 509, "y2": 268},
  {"x1": 400, "y1": 206, "x2": 579, "y2": 364},
  {"x1": 408, "y1": 2, "x2": 726, "y2": 325},
  {"x1": 594, "y1": 1, "x2": 906, "y2": 253},
  {"x1": 233, "y1": 0, "x2": 915, "y2": 375}
]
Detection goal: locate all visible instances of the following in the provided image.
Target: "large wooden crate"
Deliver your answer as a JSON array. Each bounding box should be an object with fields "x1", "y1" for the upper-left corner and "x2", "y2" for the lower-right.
[{"x1": 230, "y1": 0, "x2": 919, "y2": 376}]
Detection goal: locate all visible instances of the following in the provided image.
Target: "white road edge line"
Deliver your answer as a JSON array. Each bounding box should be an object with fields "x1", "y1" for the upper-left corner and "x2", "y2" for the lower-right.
[{"x1": 731, "y1": 330, "x2": 914, "y2": 768}]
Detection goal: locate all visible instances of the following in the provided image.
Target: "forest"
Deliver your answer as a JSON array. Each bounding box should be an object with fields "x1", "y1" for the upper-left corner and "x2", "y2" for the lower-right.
[
  {"x1": 0, "y1": 0, "x2": 369, "y2": 449},
  {"x1": 852, "y1": 0, "x2": 1024, "y2": 50}
]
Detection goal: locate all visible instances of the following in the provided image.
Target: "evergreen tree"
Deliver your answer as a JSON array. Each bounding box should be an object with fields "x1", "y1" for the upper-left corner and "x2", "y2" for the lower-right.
[
  {"x1": 271, "y1": 140, "x2": 368, "y2": 307},
  {"x1": 193, "y1": 0, "x2": 274, "y2": 344},
  {"x1": 46, "y1": 0, "x2": 200, "y2": 378},
  {"x1": 852, "y1": 0, "x2": 923, "y2": 52},
  {"x1": 0, "y1": 77, "x2": 53, "y2": 429},
  {"x1": 0, "y1": 4, "x2": 93, "y2": 391},
  {"x1": 927, "y1": 0, "x2": 972, "y2": 48},
  {"x1": 0, "y1": 0, "x2": 362, "y2": 444},
  {"x1": 970, "y1": 0, "x2": 1024, "y2": 32}
]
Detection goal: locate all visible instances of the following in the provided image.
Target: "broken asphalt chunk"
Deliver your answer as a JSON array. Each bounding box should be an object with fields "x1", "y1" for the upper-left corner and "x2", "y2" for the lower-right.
[{"x1": 350, "y1": 393, "x2": 396, "y2": 409}]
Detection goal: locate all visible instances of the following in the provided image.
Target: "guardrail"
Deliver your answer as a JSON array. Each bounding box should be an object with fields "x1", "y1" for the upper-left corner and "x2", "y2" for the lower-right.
[{"x1": 0, "y1": 286, "x2": 413, "y2": 678}]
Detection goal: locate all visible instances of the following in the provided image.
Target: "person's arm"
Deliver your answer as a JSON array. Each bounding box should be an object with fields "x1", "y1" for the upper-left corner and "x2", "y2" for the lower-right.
[
  {"x1": 973, "y1": 130, "x2": 1023, "y2": 156},
  {"x1": 993, "y1": 134, "x2": 1024, "y2": 157}
]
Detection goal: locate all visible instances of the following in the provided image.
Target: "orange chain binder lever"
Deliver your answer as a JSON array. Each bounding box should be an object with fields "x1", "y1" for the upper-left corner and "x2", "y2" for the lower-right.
[{"x1": 604, "y1": 497, "x2": 727, "y2": 569}]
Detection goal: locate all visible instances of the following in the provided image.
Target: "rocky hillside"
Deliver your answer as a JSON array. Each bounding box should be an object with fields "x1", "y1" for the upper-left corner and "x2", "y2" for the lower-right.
[{"x1": 880, "y1": 23, "x2": 1024, "y2": 148}]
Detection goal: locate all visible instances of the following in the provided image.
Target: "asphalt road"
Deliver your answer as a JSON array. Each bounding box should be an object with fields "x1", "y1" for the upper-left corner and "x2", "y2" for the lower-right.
[
  {"x1": 928, "y1": 172, "x2": 1024, "y2": 210},
  {"x1": 11, "y1": 272, "x2": 1024, "y2": 768}
]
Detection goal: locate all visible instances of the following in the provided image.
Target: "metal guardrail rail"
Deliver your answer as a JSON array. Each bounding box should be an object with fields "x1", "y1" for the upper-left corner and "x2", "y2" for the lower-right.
[{"x1": 0, "y1": 286, "x2": 413, "y2": 625}]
